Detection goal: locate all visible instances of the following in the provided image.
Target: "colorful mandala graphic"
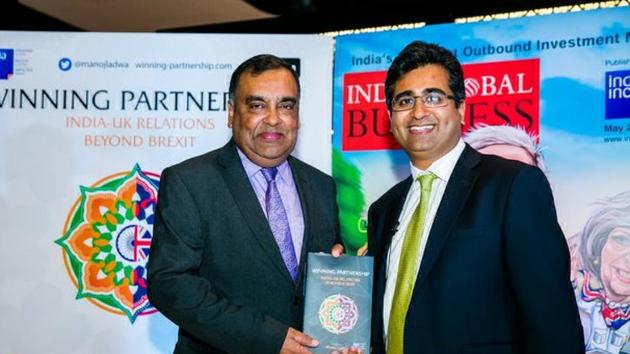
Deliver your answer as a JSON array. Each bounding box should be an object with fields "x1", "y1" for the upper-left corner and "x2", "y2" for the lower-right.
[
  {"x1": 318, "y1": 294, "x2": 359, "y2": 334},
  {"x1": 55, "y1": 164, "x2": 160, "y2": 323}
]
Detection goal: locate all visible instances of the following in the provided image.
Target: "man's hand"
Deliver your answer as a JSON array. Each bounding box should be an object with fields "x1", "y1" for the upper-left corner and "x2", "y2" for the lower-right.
[
  {"x1": 330, "y1": 243, "x2": 345, "y2": 258},
  {"x1": 279, "y1": 327, "x2": 319, "y2": 354}
]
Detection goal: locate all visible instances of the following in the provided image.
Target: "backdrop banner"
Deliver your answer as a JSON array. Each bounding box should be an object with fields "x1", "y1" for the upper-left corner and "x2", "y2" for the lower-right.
[
  {"x1": 332, "y1": 6, "x2": 630, "y2": 353},
  {"x1": 0, "y1": 31, "x2": 332, "y2": 354}
]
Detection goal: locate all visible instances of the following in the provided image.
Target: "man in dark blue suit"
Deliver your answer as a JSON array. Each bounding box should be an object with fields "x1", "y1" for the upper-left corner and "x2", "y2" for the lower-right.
[
  {"x1": 148, "y1": 55, "x2": 346, "y2": 354},
  {"x1": 367, "y1": 41, "x2": 584, "y2": 354}
]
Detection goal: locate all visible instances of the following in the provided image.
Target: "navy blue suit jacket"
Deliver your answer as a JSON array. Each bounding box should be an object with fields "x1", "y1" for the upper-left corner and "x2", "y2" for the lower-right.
[
  {"x1": 147, "y1": 139, "x2": 340, "y2": 354},
  {"x1": 367, "y1": 145, "x2": 584, "y2": 354}
]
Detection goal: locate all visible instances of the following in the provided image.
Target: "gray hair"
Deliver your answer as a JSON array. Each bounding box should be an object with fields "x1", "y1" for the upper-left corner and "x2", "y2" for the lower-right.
[
  {"x1": 579, "y1": 190, "x2": 630, "y2": 279},
  {"x1": 464, "y1": 124, "x2": 547, "y2": 173}
]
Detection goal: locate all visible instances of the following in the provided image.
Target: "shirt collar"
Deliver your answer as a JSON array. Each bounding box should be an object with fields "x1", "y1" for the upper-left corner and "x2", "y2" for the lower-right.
[
  {"x1": 410, "y1": 138, "x2": 465, "y2": 183},
  {"x1": 236, "y1": 146, "x2": 290, "y2": 181}
]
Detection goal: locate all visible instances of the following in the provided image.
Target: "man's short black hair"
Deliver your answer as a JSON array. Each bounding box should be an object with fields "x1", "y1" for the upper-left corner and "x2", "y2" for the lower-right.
[
  {"x1": 228, "y1": 54, "x2": 300, "y2": 101},
  {"x1": 385, "y1": 40, "x2": 465, "y2": 110}
]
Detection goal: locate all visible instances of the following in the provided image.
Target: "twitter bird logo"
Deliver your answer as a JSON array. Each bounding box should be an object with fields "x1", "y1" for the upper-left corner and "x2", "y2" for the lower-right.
[{"x1": 59, "y1": 58, "x2": 72, "y2": 71}]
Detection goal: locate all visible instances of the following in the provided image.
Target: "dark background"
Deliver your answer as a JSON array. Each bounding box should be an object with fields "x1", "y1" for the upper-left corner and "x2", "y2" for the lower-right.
[{"x1": 3, "y1": 0, "x2": 599, "y2": 33}]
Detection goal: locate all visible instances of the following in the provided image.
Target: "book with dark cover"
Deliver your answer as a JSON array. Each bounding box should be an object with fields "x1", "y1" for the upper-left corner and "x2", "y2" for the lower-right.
[{"x1": 303, "y1": 253, "x2": 373, "y2": 353}]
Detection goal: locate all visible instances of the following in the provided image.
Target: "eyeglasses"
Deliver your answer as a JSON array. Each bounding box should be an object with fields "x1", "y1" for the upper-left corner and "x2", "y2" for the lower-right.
[{"x1": 390, "y1": 92, "x2": 457, "y2": 112}]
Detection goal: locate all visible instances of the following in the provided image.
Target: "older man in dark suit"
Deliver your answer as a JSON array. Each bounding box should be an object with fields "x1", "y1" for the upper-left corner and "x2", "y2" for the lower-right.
[
  {"x1": 367, "y1": 41, "x2": 585, "y2": 354},
  {"x1": 148, "y1": 54, "x2": 343, "y2": 354}
]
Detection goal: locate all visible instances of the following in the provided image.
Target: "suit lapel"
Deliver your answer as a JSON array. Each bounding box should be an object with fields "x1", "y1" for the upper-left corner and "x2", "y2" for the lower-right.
[
  {"x1": 217, "y1": 140, "x2": 295, "y2": 284},
  {"x1": 372, "y1": 178, "x2": 412, "y2": 354},
  {"x1": 287, "y1": 157, "x2": 311, "y2": 288},
  {"x1": 379, "y1": 178, "x2": 412, "y2": 262},
  {"x1": 415, "y1": 145, "x2": 480, "y2": 290}
]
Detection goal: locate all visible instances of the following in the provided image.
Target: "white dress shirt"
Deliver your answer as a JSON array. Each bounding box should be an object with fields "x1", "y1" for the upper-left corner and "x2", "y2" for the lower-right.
[{"x1": 383, "y1": 138, "x2": 465, "y2": 343}]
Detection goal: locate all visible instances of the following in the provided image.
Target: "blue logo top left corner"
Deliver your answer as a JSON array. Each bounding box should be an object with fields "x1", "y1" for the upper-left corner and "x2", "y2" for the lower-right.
[{"x1": 0, "y1": 48, "x2": 15, "y2": 80}]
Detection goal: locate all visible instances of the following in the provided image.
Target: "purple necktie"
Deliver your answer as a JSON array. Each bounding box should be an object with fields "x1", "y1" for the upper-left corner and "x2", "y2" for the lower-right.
[{"x1": 261, "y1": 167, "x2": 298, "y2": 281}]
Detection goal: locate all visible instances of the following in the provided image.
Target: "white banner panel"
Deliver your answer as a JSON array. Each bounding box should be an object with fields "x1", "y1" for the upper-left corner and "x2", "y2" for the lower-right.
[{"x1": 0, "y1": 31, "x2": 333, "y2": 354}]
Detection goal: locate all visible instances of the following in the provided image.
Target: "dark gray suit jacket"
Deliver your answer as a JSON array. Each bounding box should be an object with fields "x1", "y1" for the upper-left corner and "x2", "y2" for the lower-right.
[
  {"x1": 147, "y1": 139, "x2": 340, "y2": 354},
  {"x1": 368, "y1": 145, "x2": 584, "y2": 354}
]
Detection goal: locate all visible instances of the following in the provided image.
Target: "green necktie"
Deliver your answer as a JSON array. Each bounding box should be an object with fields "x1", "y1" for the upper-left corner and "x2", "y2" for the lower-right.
[{"x1": 387, "y1": 172, "x2": 437, "y2": 354}]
